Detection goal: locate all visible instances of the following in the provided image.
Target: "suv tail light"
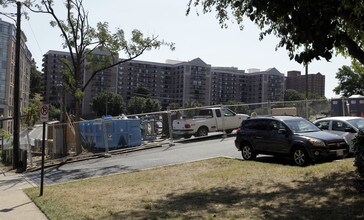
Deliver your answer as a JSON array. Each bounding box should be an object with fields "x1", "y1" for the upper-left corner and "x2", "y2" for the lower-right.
[
  {"x1": 185, "y1": 124, "x2": 191, "y2": 128},
  {"x1": 236, "y1": 127, "x2": 240, "y2": 133}
]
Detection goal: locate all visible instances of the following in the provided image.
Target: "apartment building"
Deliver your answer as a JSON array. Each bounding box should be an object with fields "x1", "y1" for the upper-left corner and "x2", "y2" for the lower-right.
[
  {"x1": 286, "y1": 70, "x2": 325, "y2": 97},
  {"x1": 43, "y1": 50, "x2": 286, "y2": 116},
  {"x1": 0, "y1": 19, "x2": 32, "y2": 132},
  {"x1": 42, "y1": 50, "x2": 75, "y2": 113},
  {"x1": 118, "y1": 57, "x2": 211, "y2": 108},
  {"x1": 211, "y1": 67, "x2": 285, "y2": 105}
]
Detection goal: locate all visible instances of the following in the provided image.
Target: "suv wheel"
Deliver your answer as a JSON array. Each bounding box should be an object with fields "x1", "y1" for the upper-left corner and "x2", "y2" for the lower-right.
[
  {"x1": 241, "y1": 144, "x2": 256, "y2": 160},
  {"x1": 292, "y1": 147, "x2": 310, "y2": 166}
]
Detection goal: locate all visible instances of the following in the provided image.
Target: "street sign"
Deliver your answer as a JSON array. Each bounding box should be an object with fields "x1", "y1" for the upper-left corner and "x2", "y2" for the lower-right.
[{"x1": 40, "y1": 104, "x2": 49, "y2": 122}]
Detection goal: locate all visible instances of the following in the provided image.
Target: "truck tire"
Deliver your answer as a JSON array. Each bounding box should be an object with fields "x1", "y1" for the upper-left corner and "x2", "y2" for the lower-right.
[{"x1": 196, "y1": 127, "x2": 208, "y2": 137}]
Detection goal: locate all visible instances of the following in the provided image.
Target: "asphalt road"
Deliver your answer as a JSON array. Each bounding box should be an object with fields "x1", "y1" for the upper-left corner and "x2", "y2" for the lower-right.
[{"x1": 25, "y1": 135, "x2": 242, "y2": 186}]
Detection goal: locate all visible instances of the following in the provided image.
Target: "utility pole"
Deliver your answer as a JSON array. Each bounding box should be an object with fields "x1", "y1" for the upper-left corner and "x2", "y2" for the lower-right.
[{"x1": 13, "y1": 1, "x2": 21, "y2": 171}]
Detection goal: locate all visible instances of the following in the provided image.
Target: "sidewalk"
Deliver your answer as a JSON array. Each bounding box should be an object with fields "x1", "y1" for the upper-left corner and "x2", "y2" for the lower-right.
[{"x1": 0, "y1": 169, "x2": 48, "y2": 220}]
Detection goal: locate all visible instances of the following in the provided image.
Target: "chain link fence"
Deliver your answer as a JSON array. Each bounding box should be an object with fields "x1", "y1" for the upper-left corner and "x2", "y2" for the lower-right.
[{"x1": 1, "y1": 99, "x2": 331, "y2": 170}]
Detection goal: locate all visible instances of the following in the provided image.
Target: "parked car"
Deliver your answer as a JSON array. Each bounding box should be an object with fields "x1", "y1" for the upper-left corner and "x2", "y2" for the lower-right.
[
  {"x1": 234, "y1": 116, "x2": 349, "y2": 166},
  {"x1": 313, "y1": 116, "x2": 364, "y2": 153}
]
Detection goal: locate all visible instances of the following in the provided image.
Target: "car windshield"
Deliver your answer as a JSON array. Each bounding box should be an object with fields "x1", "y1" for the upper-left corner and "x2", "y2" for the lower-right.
[
  {"x1": 347, "y1": 118, "x2": 364, "y2": 130},
  {"x1": 284, "y1": 119, "x2": 320, "y2": 133}
]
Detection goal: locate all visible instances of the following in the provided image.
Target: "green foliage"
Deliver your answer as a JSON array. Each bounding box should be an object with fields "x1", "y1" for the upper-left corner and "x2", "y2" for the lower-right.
[
  {"x1": 23, "y1": 94, "x2": 42, "y2": 126},
  {"x1": 334, "y1": 62, "x2": 364, "y2": 97},
  {"x1": 0, "y1": 129, "x2": 13, "y2": 150},
  {"x1": 49, "y1": 105, "x2": 61, "y2": 120},
  {"x1": 353, "y1": 131, "x2": 364, "y2": 180},
  {"x1": 91, "y1": 92, "x2": 125, "y2": 117},
  {"x1": 144, "y1": 98, "x2": 161, "y2": 113},
  {"x1": 134, "y1": 85, "x2": 150, "y2": 97},
  {"x1": 30, "y1": 59, "x2": 43, "y2": 99},
  {"x1": 167, "y1": 102, "x2": 181, "y2": 110},
  {"x1": 225, "y1": 100, "x2": 249, "y2": 114},
  {"x1": 284, "y1": 89, "x2": 305, "y2": 101},
  {"x1": 183, "y1": 100, "x2": 203, "y2": 118},
  {"x1": 127, "y1": 96, "x2": 161, "y2": 115},
  {"x1": 187, "y1": 0, "x2": 364, "y2": 65}
]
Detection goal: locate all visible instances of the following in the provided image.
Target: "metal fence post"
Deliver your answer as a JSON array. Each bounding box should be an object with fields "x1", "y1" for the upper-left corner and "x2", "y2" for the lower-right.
[
  {"x1": 221, "y1": 105, "x2": 227, "y2": 138},
  {"x1": 167, "y1": 110, "x2": 175, "y2": 146}
]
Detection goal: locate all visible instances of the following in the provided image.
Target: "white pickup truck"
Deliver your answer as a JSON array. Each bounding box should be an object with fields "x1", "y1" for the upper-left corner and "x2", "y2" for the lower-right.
[{"x1": 172, "y1": 107, "x2": 249, "y2": 138}]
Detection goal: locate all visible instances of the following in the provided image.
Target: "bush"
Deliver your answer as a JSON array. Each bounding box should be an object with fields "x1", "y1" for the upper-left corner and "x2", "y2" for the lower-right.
[{"x1": 353, "y1": 131, "x2": 364, "y2": 180}]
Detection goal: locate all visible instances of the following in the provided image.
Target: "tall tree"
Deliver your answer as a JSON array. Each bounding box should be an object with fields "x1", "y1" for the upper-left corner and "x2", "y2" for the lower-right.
[
  {"x1": 334, "y1": 63, "x2": 364, "y2": 97},
  {"x1": 187, "y1": 0, "x2": 364, "y2": 65}
]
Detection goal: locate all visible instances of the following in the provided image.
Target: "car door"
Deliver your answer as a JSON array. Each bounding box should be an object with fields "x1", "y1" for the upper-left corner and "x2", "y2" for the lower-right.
[
  {"x1": 242, "y1": 119, "x2": 270, "y2": 152},
  {"x1": 331, "y1": 120, "x2": 357, "y2": 149},
  {"x1": 314, "y1": 120, "x2": 330, "y2": 130},
  {"x1": 265, "y1": 120, "x2": 291, "y2": 154}
]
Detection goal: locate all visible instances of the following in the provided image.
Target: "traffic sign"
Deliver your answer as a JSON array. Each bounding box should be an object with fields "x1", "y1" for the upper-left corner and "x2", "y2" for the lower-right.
[{"x1": 40, "y1": 104, "x2": 49, "y2": 122}]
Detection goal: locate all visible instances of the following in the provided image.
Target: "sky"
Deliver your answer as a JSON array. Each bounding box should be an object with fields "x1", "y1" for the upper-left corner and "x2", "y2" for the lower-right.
[{"x1": 1, "y1": 0, "x2": 351, "y2": 98}]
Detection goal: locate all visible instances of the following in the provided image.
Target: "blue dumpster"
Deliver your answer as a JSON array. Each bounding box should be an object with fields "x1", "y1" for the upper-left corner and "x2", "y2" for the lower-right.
[{"x1": 80, "y1": 118, "x2": 142, "y2": 149}]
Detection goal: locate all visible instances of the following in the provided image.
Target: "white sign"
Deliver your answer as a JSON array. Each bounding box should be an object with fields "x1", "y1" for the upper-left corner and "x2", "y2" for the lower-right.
[{"x1": 40, "y1": 104, "x2": 49, "y2": 122}]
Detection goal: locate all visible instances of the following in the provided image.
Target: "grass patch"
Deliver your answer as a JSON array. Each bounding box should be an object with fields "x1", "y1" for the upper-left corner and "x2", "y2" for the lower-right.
[{"x1": 24, "y1": 157, "x2": 364, "y2": 219}]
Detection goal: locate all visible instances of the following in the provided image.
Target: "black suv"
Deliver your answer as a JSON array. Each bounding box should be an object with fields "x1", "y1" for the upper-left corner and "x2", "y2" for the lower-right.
[{"x1": 234, "y1": 116, "x2": 349, "y2": 166}]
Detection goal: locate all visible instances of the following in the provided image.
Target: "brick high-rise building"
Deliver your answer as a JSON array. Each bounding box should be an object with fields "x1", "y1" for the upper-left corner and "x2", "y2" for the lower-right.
[{"x1": 286, "y1": 70, "x2": 325, "y2": 97}]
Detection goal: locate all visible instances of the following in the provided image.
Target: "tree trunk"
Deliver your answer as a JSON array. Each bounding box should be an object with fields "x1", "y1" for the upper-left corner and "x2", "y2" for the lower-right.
[{"x1": 75, "y1": 98, "x2": 82, "y2": 155}]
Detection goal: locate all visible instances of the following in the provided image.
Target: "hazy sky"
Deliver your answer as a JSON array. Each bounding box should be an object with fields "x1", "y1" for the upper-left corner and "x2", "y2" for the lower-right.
[{"x1": 1, "y1": 0, "x2": 351, "y2": 98}]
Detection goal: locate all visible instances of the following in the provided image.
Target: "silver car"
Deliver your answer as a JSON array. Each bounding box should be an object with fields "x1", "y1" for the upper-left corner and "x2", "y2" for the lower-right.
[{"x1": 313, "y1": 116, "x2": 364, "y2": 153}]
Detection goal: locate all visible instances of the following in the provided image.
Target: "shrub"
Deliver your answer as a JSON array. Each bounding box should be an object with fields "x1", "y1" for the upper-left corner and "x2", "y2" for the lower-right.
[{"x1": 353, "y1": 131, "x2": 364, "y2": 180}]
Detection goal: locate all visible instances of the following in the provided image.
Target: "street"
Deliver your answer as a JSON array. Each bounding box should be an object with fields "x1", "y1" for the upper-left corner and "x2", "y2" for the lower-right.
[{"x1": 25, "y1": 135, "x2": 242, "y2": 185}]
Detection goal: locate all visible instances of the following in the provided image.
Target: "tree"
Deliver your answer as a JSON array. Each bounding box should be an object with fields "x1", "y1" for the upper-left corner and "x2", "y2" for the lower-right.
[
  {"x1": 127, "y1": 96, "x2": 161, "y2": 114},
  {"x1": 225, "y1": 100, "x2": 249, "y2": 114},
  {"x1": 167, "y1": 102, "x2": 181, "y2": 110},
  {"x1": 30, "y1": 59, "x2": 43, "y2": 99},
  {"x1": 187, "y1": 0, "x2": 364, "y2": 65},
  {"x1": 127, "y1": 96, "x2": 146, "y2": 115},
  {"x1": 49, "y1": 105, "x2": 61, "y2": 121},
  {"x1": 334, "y1": 62, "x2": 364, "y2": 97},
  {"x1": 91, "y1": 92, "x2": 125, "y2": 117},
  {"x1": 284, "y1": 89, "x2": 305, "y2": 101},
  {"x1": 23, "y1": 94, "x2": 42, "y2": 127},
  {"x1": 143, "y1": 98, "x2": 161, "y2": 113},
  {"x1": 134, "y1": 85, "x2": 150, "y2": 97}
]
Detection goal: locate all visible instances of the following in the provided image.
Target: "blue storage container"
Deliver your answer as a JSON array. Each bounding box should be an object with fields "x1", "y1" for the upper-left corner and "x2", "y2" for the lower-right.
[{"x1": 80, "y1": 118, "x2": 142, "y2": 149}]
